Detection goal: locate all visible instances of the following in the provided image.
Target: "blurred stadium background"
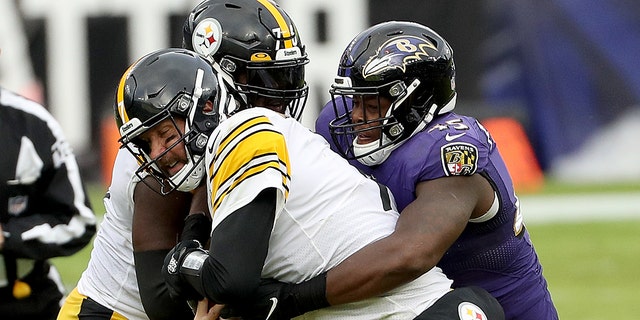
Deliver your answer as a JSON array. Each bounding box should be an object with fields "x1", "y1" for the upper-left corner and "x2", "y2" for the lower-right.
[{"x1": 2, "y1": 0, "x2": 639, "y2": 319}]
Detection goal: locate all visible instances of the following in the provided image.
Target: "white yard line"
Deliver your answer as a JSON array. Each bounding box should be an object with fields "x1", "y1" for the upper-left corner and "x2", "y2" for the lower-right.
[{"x1": 520, "y1": 192, "x2": 640, "y2": 224}]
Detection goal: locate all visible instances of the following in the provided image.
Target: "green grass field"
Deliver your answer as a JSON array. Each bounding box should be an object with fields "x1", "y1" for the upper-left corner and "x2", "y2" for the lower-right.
[
  {"x1": 52, "y1": 182, "x2": 640, "y2": 320},
  {"x1": 529, "y1": 220, "x2": 640, "y2": 320}
]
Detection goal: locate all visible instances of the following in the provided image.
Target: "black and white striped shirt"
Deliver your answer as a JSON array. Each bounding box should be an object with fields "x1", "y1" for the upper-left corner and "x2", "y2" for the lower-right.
[{"x1": 0, "y1": 87, "x2": 96, "y2": 290}]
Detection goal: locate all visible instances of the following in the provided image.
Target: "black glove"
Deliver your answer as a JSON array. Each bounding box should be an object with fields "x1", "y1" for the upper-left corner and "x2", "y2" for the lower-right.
[
  {"x1": 223, "y1": 274, "x2": 329, "y2": 320},
  {"x1": 162, "y1": 239, "x2": 206, "y2": 301},
  {"x1": 181, "y1": 211, "x2": 211, "y2": 244}
]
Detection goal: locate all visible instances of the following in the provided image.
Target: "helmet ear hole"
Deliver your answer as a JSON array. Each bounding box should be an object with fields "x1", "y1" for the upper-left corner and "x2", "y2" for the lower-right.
[
  {"x1": 220, "y1": 58, "x2": 238, "y2": 73},
  {"x1": 412, "y1": 87, "x2": 433, "y2": 110}
]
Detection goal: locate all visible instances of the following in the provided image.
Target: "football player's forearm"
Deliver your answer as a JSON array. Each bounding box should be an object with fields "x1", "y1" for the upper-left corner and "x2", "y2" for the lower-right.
[
  {"x1": 285, "y1": 234, "x2": 422, "y2": 310},
  {"x1": 135, "y1": 249, "x2": 194, "y2": 320},
  {"x1": 320, "y1": 187, "x2": 468, "y2": 306},
  {"x1": 324, "y1": 234, "x2": 425, "y2": 305}
]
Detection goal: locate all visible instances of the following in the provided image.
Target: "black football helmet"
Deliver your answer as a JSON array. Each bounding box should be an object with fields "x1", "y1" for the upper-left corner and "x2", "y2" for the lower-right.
[
  {"x1": 328, "y1": 21, "x2": 457, "y2": 165},
  {"x1": 183, "y1": 0, "x2": 309, "y2": 120},
  {"x1": 115, "y1": 48, "x2": 238, "y2": 193}
]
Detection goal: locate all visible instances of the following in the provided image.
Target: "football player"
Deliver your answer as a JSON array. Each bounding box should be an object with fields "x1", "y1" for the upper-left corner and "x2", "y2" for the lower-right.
[
  {"x1": 309, "y1": 21, "x2": 559, "y2": 320},
  {"x1": 57, "y1": 46, "x2": 211, "y2": 320},
  {"x1": 182, "y1": 0, "x2": 309, "y2": 120},
  {"x1": 115, "y1": 47, "x2": 504, "y2": 319},
  {"x1": 56, "y1": 147, "x2": 207, "y2": 320}
]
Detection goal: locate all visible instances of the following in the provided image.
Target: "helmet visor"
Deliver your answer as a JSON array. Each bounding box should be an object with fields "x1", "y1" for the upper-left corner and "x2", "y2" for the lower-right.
[
  {"x1": 244, "y1": 62, "x2": 308, "y2": 119},
  {"x1": 226, "y1": 56, "x2": 309, "y2": 119}
]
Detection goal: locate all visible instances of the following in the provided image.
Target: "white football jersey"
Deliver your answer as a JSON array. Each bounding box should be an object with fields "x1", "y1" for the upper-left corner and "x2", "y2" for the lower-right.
[
  {"x1": 206, "y1": 108, "x2": 453, "y2": 319},
  {"x1": 76, "y1": 149, "x2": 148, "y2": 320}
]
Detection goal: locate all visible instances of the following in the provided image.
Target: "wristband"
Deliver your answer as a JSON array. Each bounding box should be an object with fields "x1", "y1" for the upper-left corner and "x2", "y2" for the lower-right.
[{"x1": 292, "y1": 271, "x2": 330, "y2": 313}]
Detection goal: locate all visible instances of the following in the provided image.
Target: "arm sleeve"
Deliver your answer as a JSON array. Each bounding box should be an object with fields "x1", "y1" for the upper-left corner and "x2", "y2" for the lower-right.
[
  {"x1": 185, "y1": 188, "x2": 277, "y2": 306},
  {"x1": 135, "y1": 250, "x2": 195, "y2": 320}
]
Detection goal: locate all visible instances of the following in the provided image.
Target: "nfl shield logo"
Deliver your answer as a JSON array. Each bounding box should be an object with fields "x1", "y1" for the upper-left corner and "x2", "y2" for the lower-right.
[{"x1": 8, "y1": 195, "x2": 28, "y2": 215}]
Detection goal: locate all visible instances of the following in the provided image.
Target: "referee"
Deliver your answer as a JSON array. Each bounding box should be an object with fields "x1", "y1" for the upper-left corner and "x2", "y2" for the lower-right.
[{"x1": 0, "y1": 86, "x2": 96, "y2": 320}]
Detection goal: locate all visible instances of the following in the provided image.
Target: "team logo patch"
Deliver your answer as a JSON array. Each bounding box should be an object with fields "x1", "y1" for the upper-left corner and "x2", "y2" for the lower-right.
[
  {"x1": 458, "y1": 302, "x2": 487, "y2": 320},
  {"x1": 192, "y1": 18, "x2": 223, "y2": 57},
  {"x1": 8, "y1": 195, "x2": 28, "y2": 215},
  {"x1": 441, "y1": 142, "x2": 478, "y2": 176}
]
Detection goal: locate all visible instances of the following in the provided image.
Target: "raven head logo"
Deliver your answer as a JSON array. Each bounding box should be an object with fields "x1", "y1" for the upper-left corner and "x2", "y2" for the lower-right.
[{"x1": 362, "y1": 35, "x2": 438, "y2": 79}]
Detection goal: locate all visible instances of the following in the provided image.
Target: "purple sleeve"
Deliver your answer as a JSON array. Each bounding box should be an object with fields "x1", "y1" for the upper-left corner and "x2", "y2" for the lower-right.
[{"x1": 416, "y1": 115, "x2": 493, "y2": 183}]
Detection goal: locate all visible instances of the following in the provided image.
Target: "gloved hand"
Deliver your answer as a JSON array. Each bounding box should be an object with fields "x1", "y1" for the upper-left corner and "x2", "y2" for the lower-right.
[
  {"x1": 222, "y1": 275, "x2": 329, "y2": 320},
  {"x1": 162, "y1": 239, "x2": 206, "y2": 301},
  {"x1": 220, "y1": 278, "x2": 297, "y2": 320},
  {"x1": 181, "y1": 211, "x2": 211, "y2": 244}
]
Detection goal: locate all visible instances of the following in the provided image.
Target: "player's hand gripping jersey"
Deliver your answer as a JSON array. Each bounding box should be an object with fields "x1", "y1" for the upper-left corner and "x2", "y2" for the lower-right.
[{"x1": 205, "y1": 107, "x2": 452, "y2": 319}]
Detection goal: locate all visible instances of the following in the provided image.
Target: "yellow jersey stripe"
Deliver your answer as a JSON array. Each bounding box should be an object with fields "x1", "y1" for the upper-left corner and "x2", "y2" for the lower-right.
[
  {"x1": 215, "y1": 115, "x2": 270, "y2": 159},
  {"x1": 257, "y1": 0, "x2": 293, "y2": 48},
  {"x1": 211, "y1": 128, "x2": 290, "y2": 190},
  {"x1": 115, "y1": 64, "x2": 135, "y2": 125},
  {"x1": 212, "y1": 156, "x2": 287, "y2": 211},
  {"x1": 208, "y1": 116, "x2": 290, "y2": 211}
]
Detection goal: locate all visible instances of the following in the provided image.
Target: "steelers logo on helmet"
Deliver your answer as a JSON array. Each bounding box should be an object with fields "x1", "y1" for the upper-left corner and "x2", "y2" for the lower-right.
[
  {"x1": 191, "y1": 18, "x2": 223, "y2": 57},
  {"x1": 457, "y1": 302, "x2": 487, "y2": 320}
]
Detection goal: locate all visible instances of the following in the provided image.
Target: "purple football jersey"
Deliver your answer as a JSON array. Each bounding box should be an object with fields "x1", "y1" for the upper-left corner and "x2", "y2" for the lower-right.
[{"x1": 316, "y1": 102, "x2": 558, "y2": 320}]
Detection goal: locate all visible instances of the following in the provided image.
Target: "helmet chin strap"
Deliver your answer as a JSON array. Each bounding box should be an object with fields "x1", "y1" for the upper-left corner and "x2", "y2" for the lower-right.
[
  {"x1": 353, "y1": 140, "x2": 394, "y2": 166},
  {"x1": 212, "y1": 62, "x2": 247, "y2": 118},
  {"x1": 172, "y1": 69, "x2": 207, "y2": 192}
]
